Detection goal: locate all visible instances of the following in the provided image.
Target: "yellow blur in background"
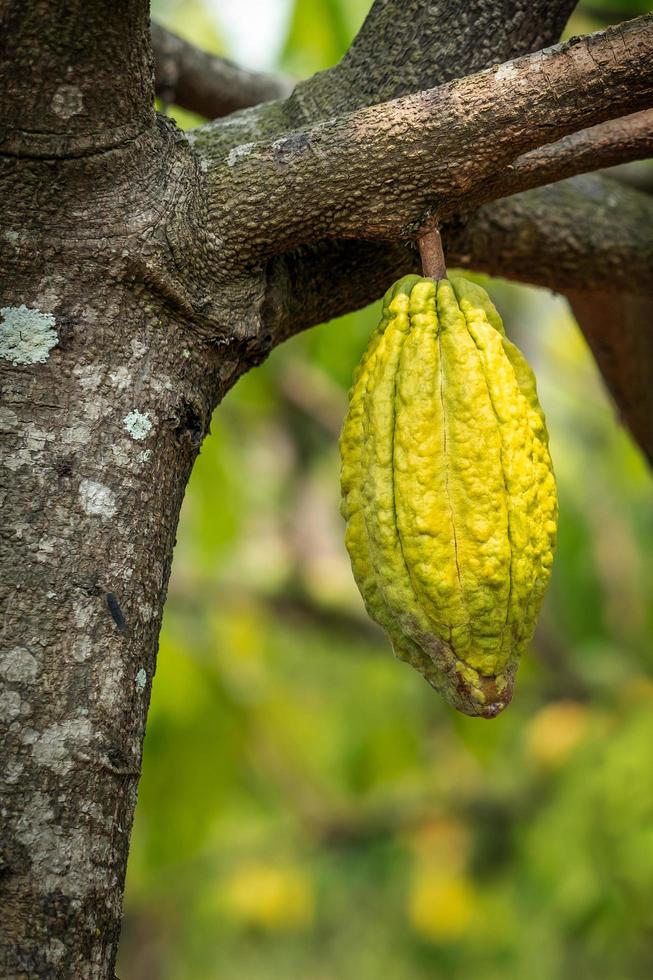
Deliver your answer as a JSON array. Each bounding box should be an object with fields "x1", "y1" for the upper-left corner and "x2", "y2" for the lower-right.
[{"x1": 219, "y1": 863, "x2": 315, "y2": 931}]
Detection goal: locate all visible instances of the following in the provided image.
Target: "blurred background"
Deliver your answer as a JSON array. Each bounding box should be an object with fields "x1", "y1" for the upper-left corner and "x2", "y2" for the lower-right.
[{"x1": 118, "y1": 1, "x2": 653, "y2": 976}]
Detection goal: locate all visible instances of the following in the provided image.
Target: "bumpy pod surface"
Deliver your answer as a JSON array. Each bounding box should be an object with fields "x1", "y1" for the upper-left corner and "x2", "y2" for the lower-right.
[{"x1": 339, "y1": 275, "x2": 557, "y2": 717}]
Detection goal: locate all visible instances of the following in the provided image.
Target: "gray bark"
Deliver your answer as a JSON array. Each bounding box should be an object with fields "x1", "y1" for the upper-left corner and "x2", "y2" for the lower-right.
[{"x1": 1, "y1": 0, "x2": 652, "y2": 975}]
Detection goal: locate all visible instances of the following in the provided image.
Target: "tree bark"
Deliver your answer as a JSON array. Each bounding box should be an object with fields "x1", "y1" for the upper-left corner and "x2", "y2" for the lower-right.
[
  {"x1": 181, "y1": 5, "x2": 652, "y2": 459},
  {"x1": 200, "y1": 14, "x2": 653, "y2": 264},
  {"x1": 289, "y1": 0, "x2": 579, "y2": 121},
  {"x1": 0, "y1": 126, "x2": 215, "y2": 980},
  {"x1": 567, "y1": 290, "x2": 653, "y2": 465},
  {"x1": 495, "y1": 110, "x2": 653, "y2": 201},
  {"x1": 1, "y1": 0, "x2": 154, "y2": 157}
]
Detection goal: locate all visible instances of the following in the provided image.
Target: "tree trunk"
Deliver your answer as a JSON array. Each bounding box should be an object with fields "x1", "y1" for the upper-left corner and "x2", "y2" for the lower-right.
[
  {"x1": 1, "y1": 123, "x2": 207, "y2": 975},
  {"x1": 0, "y1": 4, "x2": 257, "y2": 974}
]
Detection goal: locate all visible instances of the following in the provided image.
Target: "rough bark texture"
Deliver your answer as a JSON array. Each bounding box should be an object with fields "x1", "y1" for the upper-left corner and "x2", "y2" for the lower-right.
[
  {"x1": 450, "y1": 176, "x2": 653, "y2": 295},
  {"x1": 291, "y1": 0, "x2": 579, "y2": 121},
  {"x1": 1, "y1": 0, "x2": 154, "y2": 157},
  {"x1": 1, "y1": 0, "x2": 652, "y2": 975},
  {"x1": 499, "y1": 109, "x2": 653, "y2": 200},
  {"x1": 197, "y1": 15, "x2": 653, "y2": 265},
  {"x1": 0, "y1": 127, "x2": 269, "y2": 978},
  {"x1": 186, "y1": 0, "x2": 580, "y2": 151}
]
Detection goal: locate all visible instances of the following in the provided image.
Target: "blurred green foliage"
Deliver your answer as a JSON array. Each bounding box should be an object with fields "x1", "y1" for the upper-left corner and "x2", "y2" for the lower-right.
[{"x1": 120, "y1": 1, "x2": 653, "y2": 976}]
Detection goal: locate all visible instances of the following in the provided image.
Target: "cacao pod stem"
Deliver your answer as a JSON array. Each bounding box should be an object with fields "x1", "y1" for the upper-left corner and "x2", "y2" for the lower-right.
[{"x1": 418, "y1": 227, "x2": 446, "y2": 280}]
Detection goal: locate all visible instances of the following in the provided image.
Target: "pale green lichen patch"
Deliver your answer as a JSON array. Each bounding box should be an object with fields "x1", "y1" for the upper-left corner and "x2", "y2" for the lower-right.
[
  {"x1": 0, "y1": 305, "x2": 58, "y2": 365},
  {"x1": 0, "y1": 647, "x2": 39, "y2": 684},
  {"x1": 135, "y1": 668, "x2": 147, "y2": 692},
  {"x1": 32, "y1": 718, "x2": 93, "y2": 774},
  {"x1": 123, "y1": 409, "x2": 152, "y2": 441},
  {"x1": 51, "y1": 84, "x2": 83, "y2": 120},
  {"x1": 226, "y1": 142, "x2": 256, "y2": 167}
]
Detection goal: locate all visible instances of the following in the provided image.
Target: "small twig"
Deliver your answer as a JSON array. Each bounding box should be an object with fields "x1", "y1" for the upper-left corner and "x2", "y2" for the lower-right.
[
  {"x1": 151, "y1": 22, "x2": 294, "y2": 119},
  {"x1": 418, "y1": 227, "x2": 447, "y2": 279},
  {"x1": 497, "y1": 108, "x2": 653, "y2": 203}
]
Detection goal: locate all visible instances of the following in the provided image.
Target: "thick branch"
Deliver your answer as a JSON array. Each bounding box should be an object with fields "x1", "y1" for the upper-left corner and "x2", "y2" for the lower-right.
[
  {"x1": 266, "y1": 176, "x2": 653, "y2": 340},
  {"x1": 151, "y1": 23, "x2": 293, "y2": 118},
  {"x1": 340, "y1": 0, "x2": 578, "y2": 105},
  {"x1": 188, "y1": 0, "x2": 577, "y2": 168},
  {"x1": 210, "y1": 15, "x2": 653, "y2": 268},
  {"x1": 447, "y1": 176, "x2": 653, "y2": 295},
  {"x1": 264, "y1": 175, "x2": 653, "y2": 462},
  {"x1": 0, "y1": 0, "x2": 154, "y2": 157},
  {"x1": 568, "y1": 291, "x2": 653, "y2": 464},
  {"x1": 287, "y1": 0, "x2": 577, "y2": 122}
]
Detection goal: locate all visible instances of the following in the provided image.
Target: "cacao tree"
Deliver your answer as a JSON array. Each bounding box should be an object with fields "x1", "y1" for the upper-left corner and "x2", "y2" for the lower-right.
[{"x1": 1, "y1": 0, "x2": 652, "y2": 976}]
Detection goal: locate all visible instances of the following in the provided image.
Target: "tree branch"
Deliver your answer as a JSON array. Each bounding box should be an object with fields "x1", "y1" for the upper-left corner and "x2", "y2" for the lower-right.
[
  {"x1": 341, "y1": 0, "x2": 578, "y2": 103},
  {"x1": 265, "y1": 176, "x2": 653, "y2": 342},
  {"x1": 495, "y1": 109, "x2": 653, "y2": 201},
  {"x1": 189, "y1": 0, "x2": 579, "y2": 162},
  {"x1": 264, "y1": 175, "x2": 653, "y2": 462},
  {"x1": 209, "y1": 15, "x2": 653, "y2": 269},
  {"x1": 450, "y1": 176, "x2": 653, "y2": 295},
  {"x1": 151, "y1": 22, "x2": 294, "y2": 119},
  {"x1": 568, "y1": 290, "x2": 653, "y2": 464},
  {"x1": 287, "y1": 0, "x2": 578, "y2": 122}
]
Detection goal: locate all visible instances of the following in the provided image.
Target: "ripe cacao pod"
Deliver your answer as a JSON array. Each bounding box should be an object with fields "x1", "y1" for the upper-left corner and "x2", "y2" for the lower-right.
[{"x1": 339, "y1": 275, "x2": 557, "y2": 717}]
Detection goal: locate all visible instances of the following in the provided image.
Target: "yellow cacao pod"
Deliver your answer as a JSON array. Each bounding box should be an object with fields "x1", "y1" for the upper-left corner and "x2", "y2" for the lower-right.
[{"x1": 339, "y1": 275, "x2": 557, "y2": 717}]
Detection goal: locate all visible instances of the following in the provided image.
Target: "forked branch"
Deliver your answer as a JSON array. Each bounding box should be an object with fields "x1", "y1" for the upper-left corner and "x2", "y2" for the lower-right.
[
  {"x1": 279, "y1": 0, "x2": 578, "y2": 122},
  {"x1": 205, "y1": 14, "x2": 653, "y2": 269}
]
